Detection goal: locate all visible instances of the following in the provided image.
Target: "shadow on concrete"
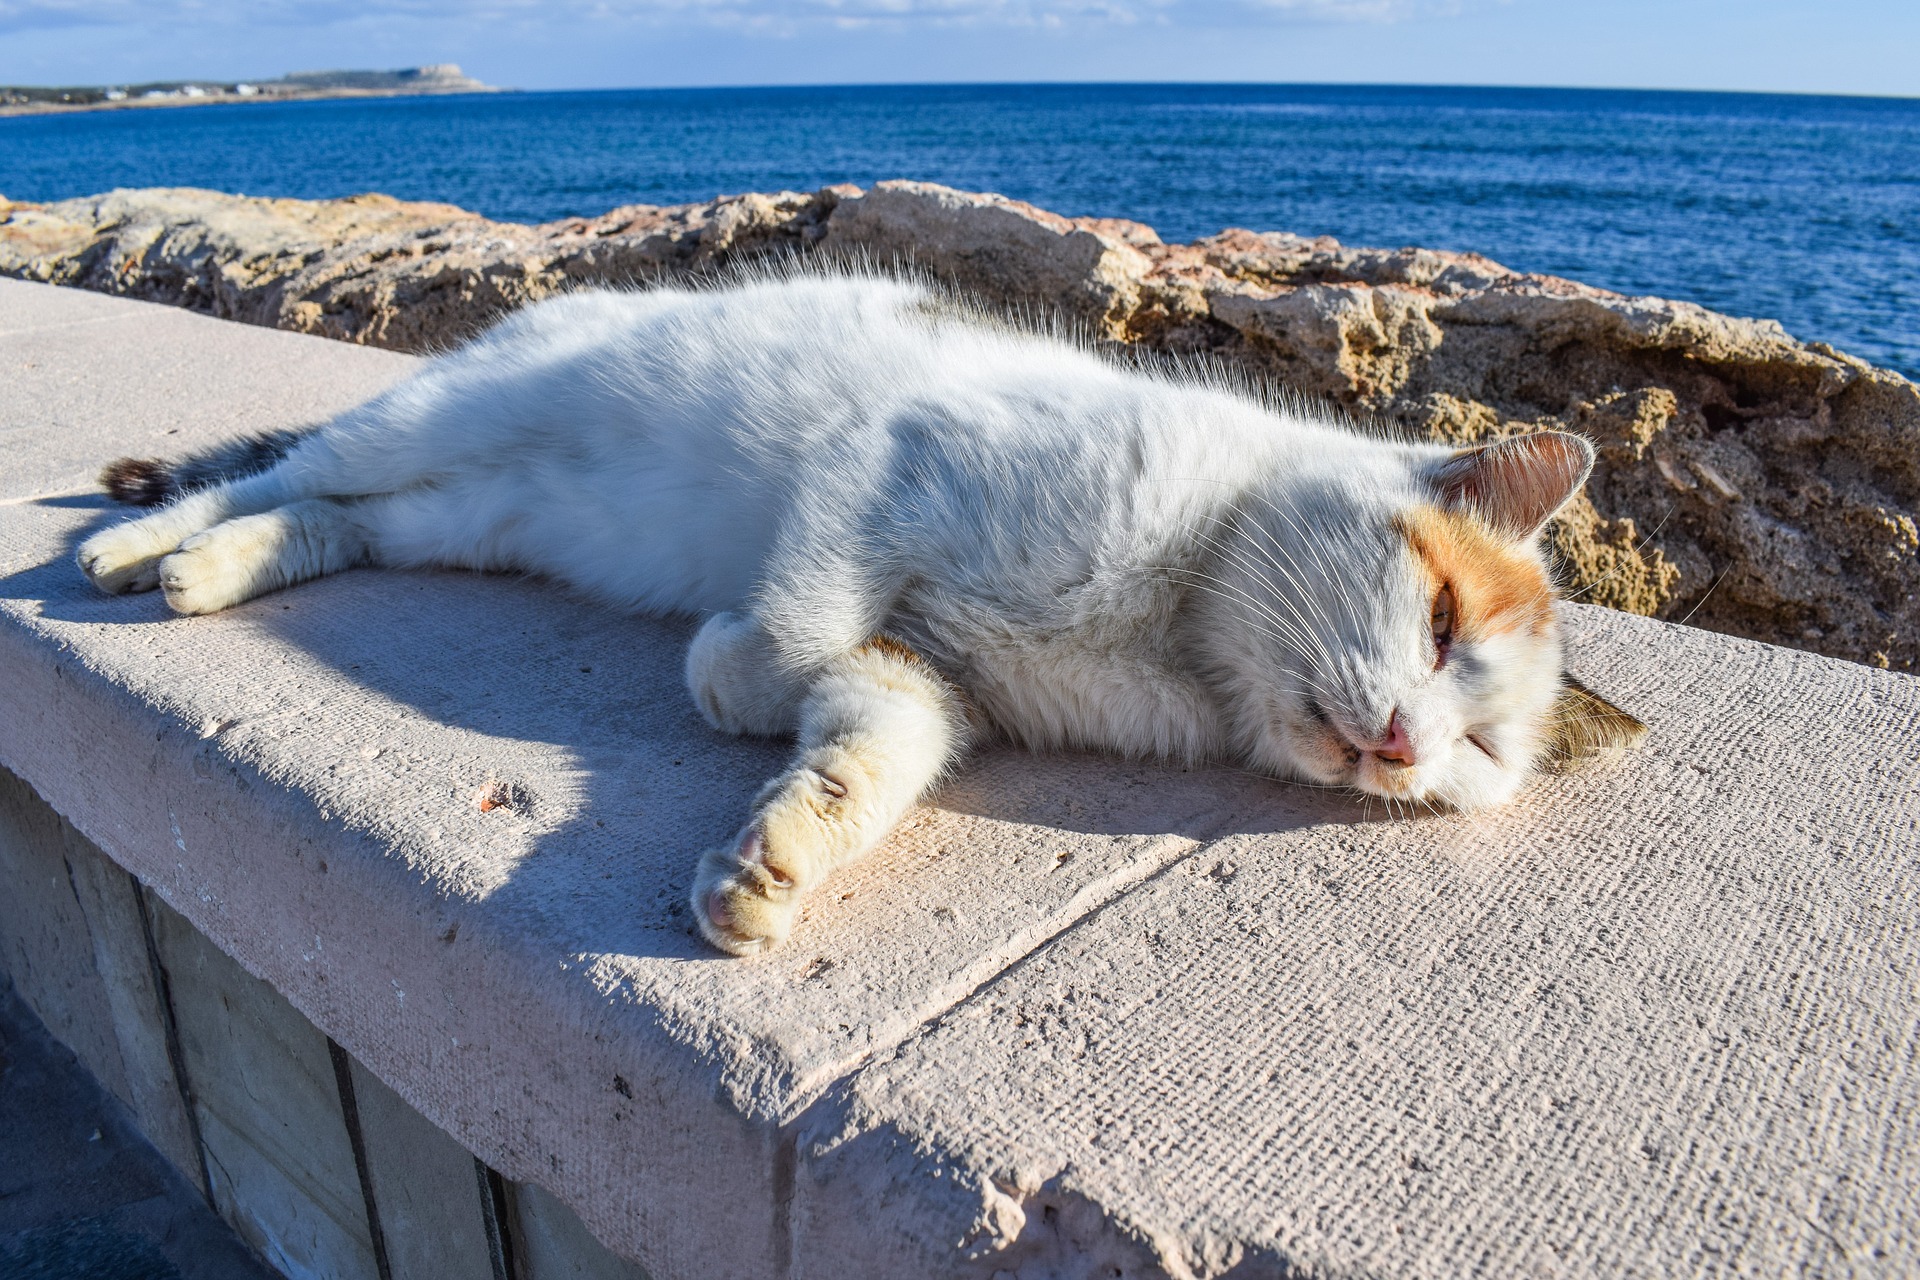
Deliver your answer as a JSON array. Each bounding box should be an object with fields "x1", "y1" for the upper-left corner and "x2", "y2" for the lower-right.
[
  {"x1": 27, "y1": 493, "x2": 118, "y2": 510},
  {"x1": 7, "y1": 507, "x2": 1392, "y2": 977}
]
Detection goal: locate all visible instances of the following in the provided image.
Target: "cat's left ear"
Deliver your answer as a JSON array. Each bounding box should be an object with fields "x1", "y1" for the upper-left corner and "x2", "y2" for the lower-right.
[
  {"x1": 1542, "y1": 672, "x2": 1649, "y2": 771},
  {"x1": 1430, "y1": 431, "x2": 1594, "y2": 541}
]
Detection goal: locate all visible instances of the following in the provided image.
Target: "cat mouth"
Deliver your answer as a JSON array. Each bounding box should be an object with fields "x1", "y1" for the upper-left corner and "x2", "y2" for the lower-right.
[
  {"x1": 1292, "y1": 721, "x2": 1426, "y2": 802},
  {"x1": 1300, "y1": 701, "x2": 1427, "y2": 800}
]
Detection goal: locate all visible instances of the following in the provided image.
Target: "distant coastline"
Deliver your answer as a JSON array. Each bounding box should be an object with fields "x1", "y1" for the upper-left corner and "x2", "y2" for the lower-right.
[{"x1": 0, "y1": 64, "x2": 501, "y2": 118}]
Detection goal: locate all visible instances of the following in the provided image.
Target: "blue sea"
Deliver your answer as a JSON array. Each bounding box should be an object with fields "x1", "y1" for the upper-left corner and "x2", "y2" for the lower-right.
[{"x1": 3, "y1": 84, "x2": 1916, "y2": 378}]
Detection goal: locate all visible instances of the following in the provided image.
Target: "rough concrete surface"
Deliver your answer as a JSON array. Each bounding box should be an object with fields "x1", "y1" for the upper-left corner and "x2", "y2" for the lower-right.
[
  {"x1": 793, "y1": 606, "x2": 1920, "y2": 1278},
  {"x1": 0, "y1": 979, "x2": 278, "y2": 1280},
  {"x1": 3, "y1": 182, "x2": 1916, "y2": 673},
  {"x1": 0, "y1": 277, "x2": 1917, "y2": 1278}
]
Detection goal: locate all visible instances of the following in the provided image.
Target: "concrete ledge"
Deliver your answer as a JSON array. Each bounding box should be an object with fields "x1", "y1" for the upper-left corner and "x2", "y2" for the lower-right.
[{"x1": 2, "y1": 276, "x2": 1917, "y2": 1278}]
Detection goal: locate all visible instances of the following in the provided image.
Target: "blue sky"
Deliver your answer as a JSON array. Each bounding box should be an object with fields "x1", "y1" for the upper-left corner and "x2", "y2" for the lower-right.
[{"x1": 3, "y1": 0, "x2": 1915, "y2": 96}]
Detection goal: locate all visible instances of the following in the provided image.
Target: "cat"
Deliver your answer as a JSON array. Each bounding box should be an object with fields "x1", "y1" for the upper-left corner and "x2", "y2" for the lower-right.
[{"x1": 76, "y1": 272, "x2": 1646, "y2": 956}]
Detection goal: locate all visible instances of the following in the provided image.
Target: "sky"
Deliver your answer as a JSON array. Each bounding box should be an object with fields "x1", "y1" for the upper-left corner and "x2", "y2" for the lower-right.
[{"x1": 2, "y1": 0, "x2": 1916, "y2": 97}]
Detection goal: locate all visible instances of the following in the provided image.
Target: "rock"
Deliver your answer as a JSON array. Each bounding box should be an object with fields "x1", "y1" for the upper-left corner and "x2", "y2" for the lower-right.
[
  {"x1": 4, "y1": 182, "x2": 1915, "y2": 671},
  {"x1": 826, "y1": 181, "x2": 1153, "y2": 336}
]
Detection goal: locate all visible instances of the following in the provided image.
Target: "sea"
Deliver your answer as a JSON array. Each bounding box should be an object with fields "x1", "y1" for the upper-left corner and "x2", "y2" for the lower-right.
[{"x1": 2, "y1": 83, "x2": 1916, "y2": 379}]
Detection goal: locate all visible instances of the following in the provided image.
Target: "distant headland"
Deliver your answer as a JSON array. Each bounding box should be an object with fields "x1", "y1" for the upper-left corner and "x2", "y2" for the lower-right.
[{"x1": 0, "y1": 65, "x2": 501, "y2": 117}]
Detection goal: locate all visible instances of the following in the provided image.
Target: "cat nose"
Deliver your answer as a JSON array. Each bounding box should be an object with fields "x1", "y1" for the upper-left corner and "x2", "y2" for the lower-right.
[{"x1": 1372, "y1": 709, "x2": 1416, "y2": 767}]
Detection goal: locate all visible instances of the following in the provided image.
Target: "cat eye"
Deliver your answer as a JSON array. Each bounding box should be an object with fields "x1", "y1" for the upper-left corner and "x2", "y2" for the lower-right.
[{"x1": 1431, "y1": 584, "x2": 1456, "y2": 668}]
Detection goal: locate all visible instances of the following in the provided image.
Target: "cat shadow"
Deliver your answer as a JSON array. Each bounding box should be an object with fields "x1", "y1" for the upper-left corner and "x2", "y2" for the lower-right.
[
  {"x1": 929, "y1": 748, "x2": 1378, "y2": 844},
  {"x1": 8, "y1": 508, "x2": 1386, "y2": 967}
]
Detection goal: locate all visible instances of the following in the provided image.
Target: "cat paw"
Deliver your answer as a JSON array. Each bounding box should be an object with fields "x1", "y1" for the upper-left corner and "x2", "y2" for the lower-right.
[
  {"x1": 692, "y1": 828, "x2": 805, "y2": 956},
  {"x1": 690, "y1": 766, "x2": 857, "y2": 955},
  {"x1": 684, "y1": 610, "x2": 797, "y2": 736},
  {"x1": 76, "y1": 522, "x2": 171, "y2": 594},
  {"x1": 158, "y1": 527, "x2": 259, "y2": 615}
]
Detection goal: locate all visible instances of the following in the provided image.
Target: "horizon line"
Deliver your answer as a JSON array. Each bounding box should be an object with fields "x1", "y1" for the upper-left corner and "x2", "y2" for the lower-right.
[{"x1": 6, "y1": 76, "x2": 1917, "y2": 105}]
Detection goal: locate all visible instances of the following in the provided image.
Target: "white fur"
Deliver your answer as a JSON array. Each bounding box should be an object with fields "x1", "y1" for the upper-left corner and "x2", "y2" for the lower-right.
[{"x1": 78, "y1": 274, "x2": 1582, "y2": 954}]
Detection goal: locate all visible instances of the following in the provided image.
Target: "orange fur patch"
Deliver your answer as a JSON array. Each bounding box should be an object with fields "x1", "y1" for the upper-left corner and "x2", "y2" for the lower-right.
[
  {"x1": 856, "y1": 633, "x2": 927, "y2": 666},
  {"x1": 1396, "y1": 505, "x2": 1553, "y2": 639},
  {"x1": 855, "y1": 633, "x2": 982, "y2": 726}
]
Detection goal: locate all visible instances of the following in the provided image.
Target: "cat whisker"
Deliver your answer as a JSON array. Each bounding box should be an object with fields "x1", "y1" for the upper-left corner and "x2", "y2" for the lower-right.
[
  {"x1": 1233, "y1": 491, "x2": 1368, "y2": 625},
  {"x1": 1675, "y1": 564, "x2": 1733, "y2": 627},
  {"x1": 1157, "y1": 563, "x2": 1326, "y2": 661},
  {"x1": 1171, "y1": 578, "x2": 1339, "y2": 689},
  {"x1": 1194, "y1": 555, "x2": 1343, "y2": 675},
  {"x1": 1560, "y1": 503, "x2": 1676, "y2": 604},
  {"x1": 1219, "y1": 530, "x2": 1347, "y2": 639},
  {"x1": 1166, "y1": 521, "x2": 1348, "y2": 675}
]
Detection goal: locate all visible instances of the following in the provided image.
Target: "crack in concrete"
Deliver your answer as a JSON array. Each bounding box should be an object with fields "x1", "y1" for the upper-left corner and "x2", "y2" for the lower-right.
[{"x1": 781, "y1": 831, "x2": 1203, "y2": 1116}]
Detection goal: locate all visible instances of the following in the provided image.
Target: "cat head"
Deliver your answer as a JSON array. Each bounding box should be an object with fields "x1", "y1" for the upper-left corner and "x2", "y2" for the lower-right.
[{"x1": 1203, "y1": 429, "x2": 1645, "y2": 810}]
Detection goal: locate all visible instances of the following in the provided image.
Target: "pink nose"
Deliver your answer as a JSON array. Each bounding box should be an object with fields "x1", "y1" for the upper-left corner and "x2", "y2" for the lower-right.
[{"x1": 1373, "y1": 710, "x2": 1416, "y2": 767}]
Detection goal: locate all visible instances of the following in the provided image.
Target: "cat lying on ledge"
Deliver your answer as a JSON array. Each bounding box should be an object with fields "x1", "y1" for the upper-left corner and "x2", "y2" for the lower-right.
[{"x1": 76, "y1": 272, "x2": 1646, "y2": 955}]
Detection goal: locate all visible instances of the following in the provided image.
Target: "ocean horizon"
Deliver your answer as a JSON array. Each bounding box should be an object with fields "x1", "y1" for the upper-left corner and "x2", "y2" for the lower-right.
[{"x1": 3, "y1": 82, "x2": 1915, "y2": 378}]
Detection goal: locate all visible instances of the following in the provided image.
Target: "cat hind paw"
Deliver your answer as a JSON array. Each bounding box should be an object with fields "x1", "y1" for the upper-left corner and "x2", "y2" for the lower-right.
[
  {"x1": 76, "y1": 522, "x2": 172, "y2": 595},
  {"x1": 158, "y1": 530, "x2": 257, "y2": 615}
]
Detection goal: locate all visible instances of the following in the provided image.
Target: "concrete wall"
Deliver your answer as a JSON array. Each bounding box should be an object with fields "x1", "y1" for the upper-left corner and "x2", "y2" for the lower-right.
[{"x1": 0, "y1": 766, "x2": 647, "y2": 1280}]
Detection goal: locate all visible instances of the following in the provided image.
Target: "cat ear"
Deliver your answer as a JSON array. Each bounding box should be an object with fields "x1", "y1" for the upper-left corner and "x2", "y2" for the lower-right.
[
  {"x1": 1430, "y1": 431, "x2": 1595, "y2": 540},
  {"x1": 1541, "y1": 673, "x2": 1648, "y2": 771}
]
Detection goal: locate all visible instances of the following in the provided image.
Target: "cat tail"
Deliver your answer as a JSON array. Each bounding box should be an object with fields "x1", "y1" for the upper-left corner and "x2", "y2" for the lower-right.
[{"x1": 100, "y1": 427, "x2": 316, "y2": 507}]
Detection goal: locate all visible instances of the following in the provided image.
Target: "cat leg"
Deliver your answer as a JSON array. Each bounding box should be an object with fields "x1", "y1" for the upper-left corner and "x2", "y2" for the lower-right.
[
  {"x1": 692, "y1": 639, "x2": 969, "y2": 956},
  {"x1": 78, "y1": 467, "x2": 307, "y2": 595},
  {"x1": 160, "y1": 480, "x2": 537, "y2": 615},
  {"x1": 156, "y1": 498, "x2": 376, "y2": 615}
]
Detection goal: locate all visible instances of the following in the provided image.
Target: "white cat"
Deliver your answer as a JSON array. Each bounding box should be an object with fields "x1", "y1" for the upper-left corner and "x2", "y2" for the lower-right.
[{"x1": 77, "y1": 273, "x2": 1643, "y2": 955}]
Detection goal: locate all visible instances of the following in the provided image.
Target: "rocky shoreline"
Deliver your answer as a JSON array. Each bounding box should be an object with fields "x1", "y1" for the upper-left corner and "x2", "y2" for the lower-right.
[{"x1": 2, "y1": 182, "x2": 1914, "y2": 671}]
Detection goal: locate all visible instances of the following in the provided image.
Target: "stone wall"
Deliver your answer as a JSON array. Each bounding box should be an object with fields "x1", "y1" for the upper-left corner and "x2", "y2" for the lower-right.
[
  {"x1": 3, "y1": 181, "x2": 1915, "y2": 670},
  {"x1": 0, "y1": 767, "x2": 645, "y2": 1280}
]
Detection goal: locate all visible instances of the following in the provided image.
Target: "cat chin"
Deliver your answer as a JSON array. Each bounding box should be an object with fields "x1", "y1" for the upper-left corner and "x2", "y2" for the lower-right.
[
  {"x1": 1406, "y1": 759, "x2": 1530, "y2": 812},
  {"x1": 1327, "y1": 743, "x2": 1531, "y2": 812}
]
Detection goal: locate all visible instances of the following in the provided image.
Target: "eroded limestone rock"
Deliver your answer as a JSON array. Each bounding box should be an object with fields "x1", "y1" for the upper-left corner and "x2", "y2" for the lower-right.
[{"x1": 4, "y1": 181, "x2": 1914, "y2": 669}]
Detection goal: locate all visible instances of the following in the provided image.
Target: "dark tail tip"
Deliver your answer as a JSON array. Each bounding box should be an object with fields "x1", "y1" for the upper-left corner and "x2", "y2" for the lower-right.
[{"x1": 100, "y1": 457, "x2": 175, "y2": 507}]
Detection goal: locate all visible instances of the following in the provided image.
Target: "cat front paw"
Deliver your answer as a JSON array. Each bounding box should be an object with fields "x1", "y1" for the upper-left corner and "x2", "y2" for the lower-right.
[
  {"x1": 690, "y1": 765, "x2": 858, "y2": 955},
  {"x1": 684, "y1": 610, "x2": 797, "y2": 737},
  {"x1": 692, "y1": 828, "x2": 806, "y2": 956},
  {"x1": 77, "y1": 521, "x2": 172, "y2": 595}
]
